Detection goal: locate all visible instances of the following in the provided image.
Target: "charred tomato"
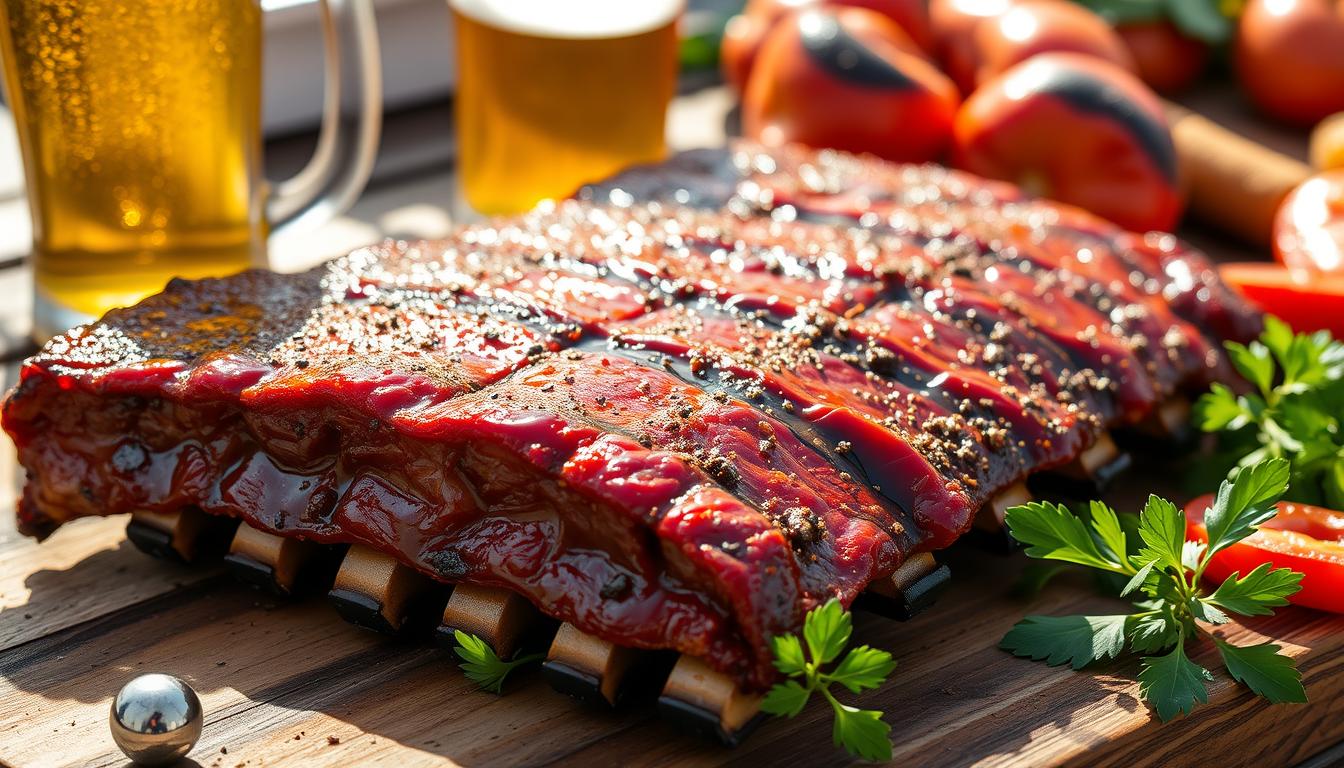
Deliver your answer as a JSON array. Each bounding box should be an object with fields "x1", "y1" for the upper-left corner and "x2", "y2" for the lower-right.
[
  {"x1": 720, "y1": 0, "x2": 934, "y2": 95},
  {"x1": 744, "y1": 7, "x2": 960, "y2": 163},
  {"x1": 967, "y1": 0, "x2": 1136, "y2": 91},
  {"x1": 929, "y1": 0, "x2": 1019, "y2": 95},
  {"x1": 1237, "y1": 0, "x2": 1344, "y2": 126},
  {"x1": 952, "y1": 52, "x2": 1183, "y2": 233},
  {"x1": 1116, "y1": 20, "x2": 1208, "y2": 95}
]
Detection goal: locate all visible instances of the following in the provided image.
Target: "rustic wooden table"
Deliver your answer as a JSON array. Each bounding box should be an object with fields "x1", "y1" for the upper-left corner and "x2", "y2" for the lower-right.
[{"x1": 3, "y1": 85, "x2": 1342, "y2": 768}]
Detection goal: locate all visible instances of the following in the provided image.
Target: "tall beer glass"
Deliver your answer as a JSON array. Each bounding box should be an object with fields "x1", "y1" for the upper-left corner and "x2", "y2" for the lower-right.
[
  {"x1": 450, "y1": 0, "x2": 681, "y2": 215},
  {"x1": 0, "y1": 0, "x2": 382, "y2": 340}
]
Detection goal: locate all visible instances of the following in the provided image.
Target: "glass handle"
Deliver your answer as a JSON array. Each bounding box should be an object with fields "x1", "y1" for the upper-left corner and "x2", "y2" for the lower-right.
[{"x1": 266, "y1": 0, "x2": 382, "y2": 234}]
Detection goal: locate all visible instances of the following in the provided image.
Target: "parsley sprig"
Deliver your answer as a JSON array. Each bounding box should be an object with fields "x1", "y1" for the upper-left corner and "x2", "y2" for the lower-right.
[
  {"x1": 762, "y1": 598, "x2": 897, "y2": 761},
  {"x1": 1197, "y1": 317, "x2": 1344, "y2": 509},
  {"x1": 1001, "y1": 458, "x2": 1308, "y2": 720},
  {"x1": 453, "y1": 630, "x2": 545, "y2": 693}
]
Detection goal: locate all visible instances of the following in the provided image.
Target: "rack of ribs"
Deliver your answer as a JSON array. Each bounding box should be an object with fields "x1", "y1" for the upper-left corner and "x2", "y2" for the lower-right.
[{"x1": 1, "y1": 141, "x2": 1261, "y2": 745}]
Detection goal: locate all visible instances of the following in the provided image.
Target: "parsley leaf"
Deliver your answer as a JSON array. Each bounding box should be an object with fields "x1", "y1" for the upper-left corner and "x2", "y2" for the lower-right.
[
  {"x1": 1003, "y1": 501, "x2": 1130, "y2": 573},
  {"x1": 1002, "y1": 459, "x2": 1308, "y2": 721},
  {"x1": 1138, "y1": 643, "x2": 1212, "y2": 721},
  {"x1": 1204, "y1": 563, "x2": 1303, "y2": 616},
  {"x1": 772, "y1": 634, "x2": 807, "y2": 676},
  {"x1": 452, "y1": 630, "x2": 544, "y2": 694},
  {"x1": 1136, "y1": 494, "x2": 1185, "y2": 574},
  {"x1": 1202, "y1": 459, "x2": 1290, "y2": 557},
  {"x1": 829, "y1": 646, "x2": 897, "y2": 694},
  {"x1": 760, "y1": 680, "x2": 810, "y2": 717},
  {"x1": 803, "y1": 598, "x2": 851, "y2": 665},
  {"x1": 828, "y1": 698, "x2": 892, "y2": 762},
  {"x1": 1215, "y1": 639, "x2": 1307, "y2": 704},
  {"x1": 1197, "y1": 319, "x2": 1344, "y2": 507},
  {"x1": 1088, "y1": 500, "x2": 1129, "y2": 564},
  {"x1": 1126, "y1": 611, "x2": 1179, "y2": 654},
  {"x1": 764, "y1": 599, "x2": 897, "y2": 760},
  {"x1": 1001, "y1": 615, "x2": 1128, "y2": 669},
  {"x1": 1197, "y1": 383, "x2": 1252, "y2": 431}
]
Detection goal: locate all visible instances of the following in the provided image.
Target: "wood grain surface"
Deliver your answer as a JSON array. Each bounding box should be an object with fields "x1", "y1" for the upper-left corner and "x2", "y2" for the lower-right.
[{"x1": 1, "y1": 86, "x2": 1334, "y2": 768}]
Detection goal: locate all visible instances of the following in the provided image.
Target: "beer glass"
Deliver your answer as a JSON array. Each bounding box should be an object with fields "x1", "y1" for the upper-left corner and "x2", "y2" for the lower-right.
[
  {"x1": 450, "y1": 0, "x2": 681, "y2": 215},
  {"x1": 0, "y1": 0, "x2": 382, "y2": 340}
]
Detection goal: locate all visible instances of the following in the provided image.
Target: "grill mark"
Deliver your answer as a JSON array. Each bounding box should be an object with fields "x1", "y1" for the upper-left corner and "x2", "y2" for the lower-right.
[
  {"x1": 798, "y1": 11, "x2": 915, "y2": 89},
  {"x1": 1009, "y1": 65, "x2": 1178, "y2": 183},
  {"x1": 577, "y1": 334, "x2": 908, "y2": 518}
]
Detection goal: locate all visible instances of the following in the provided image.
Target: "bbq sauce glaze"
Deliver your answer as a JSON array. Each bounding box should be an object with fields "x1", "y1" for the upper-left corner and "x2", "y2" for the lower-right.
[{"x1": 3, "y1": 142, "x2": 1260, "y2": 689}]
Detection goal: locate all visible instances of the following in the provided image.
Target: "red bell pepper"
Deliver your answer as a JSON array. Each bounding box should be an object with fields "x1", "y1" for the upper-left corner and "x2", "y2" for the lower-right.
[{"x1": 1186, "y1": 495, "x2": 1344, "y2": 613}]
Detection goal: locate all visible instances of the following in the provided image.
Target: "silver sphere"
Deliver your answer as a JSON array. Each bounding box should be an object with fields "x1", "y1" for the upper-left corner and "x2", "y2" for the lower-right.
[{"x1": 109, "y1": 674, "x2": 202, "y2": 766}]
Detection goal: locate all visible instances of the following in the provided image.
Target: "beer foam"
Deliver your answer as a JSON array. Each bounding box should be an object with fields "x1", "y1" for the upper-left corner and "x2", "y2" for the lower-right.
[{"x1": 450, "y1": 0, "x2": 682, "y2": 39}]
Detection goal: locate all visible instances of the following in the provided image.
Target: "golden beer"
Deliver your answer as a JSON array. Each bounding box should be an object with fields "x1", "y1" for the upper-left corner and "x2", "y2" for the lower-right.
[
  {"x1": 0, "y1": 0, "x2": 265, "y2": 321},
  {"x1": 451, "y1": 0, "x2": 681, "y2": 215}
]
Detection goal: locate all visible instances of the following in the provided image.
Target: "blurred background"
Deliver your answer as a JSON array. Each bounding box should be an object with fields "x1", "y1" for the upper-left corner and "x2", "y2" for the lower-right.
[{"x1": 0, "y1": 0, "x2": 1337, "y2": 352}]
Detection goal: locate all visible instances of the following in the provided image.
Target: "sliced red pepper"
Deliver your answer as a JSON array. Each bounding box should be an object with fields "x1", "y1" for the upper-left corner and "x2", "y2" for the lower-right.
[
  {"x1": 1185, "y1": 494, "x2": 1344, "y2": 613},
  {"x1": 1217, "y1": 262, "x2": 1344, "y2": 338}
]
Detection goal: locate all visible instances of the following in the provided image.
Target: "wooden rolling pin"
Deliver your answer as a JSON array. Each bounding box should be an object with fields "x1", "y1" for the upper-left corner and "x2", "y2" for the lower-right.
[{"x1": 1163, "y1": 101, "x2": 1312, "y2": 247}]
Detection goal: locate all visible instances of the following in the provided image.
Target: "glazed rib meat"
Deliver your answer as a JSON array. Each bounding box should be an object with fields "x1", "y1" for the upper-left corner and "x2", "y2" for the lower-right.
[{"x1": 2, "y1": 142, "x2": 1261, "y2": 689}]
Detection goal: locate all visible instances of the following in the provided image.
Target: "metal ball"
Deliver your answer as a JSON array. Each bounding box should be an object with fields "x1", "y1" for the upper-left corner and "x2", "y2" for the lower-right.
[{"x1": 109, "y1": 673, "x2": 203, "y2": 766}]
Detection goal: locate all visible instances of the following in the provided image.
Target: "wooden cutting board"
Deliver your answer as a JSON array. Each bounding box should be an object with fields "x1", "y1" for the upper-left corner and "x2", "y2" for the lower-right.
[{"x1": 3, "y1": 434, "x2": 1344, "y2": 768}]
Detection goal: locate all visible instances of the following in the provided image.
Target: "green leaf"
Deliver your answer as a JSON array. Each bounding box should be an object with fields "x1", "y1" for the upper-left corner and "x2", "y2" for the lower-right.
[
  {"x1": 452, "y1": 630, "x2": 541, "y2": 694},
  {"x1": 1005, "y1": 501, "x2": 1127, "y2": 572},
  {"x1": 1127, "y1": 612, "x2": 1179, "y2": 654},
  {"x1": 1226, "y1": 341, "x2": 1276, "y2": 397},
  {"x1": 1000, "y1": 614, "x2": 1128, "y2": 670},
  {"x1": 829, "y1": 701, "x2": 892, "y2": 762},
  {"x1": 1136, "y1": 494, "x2": 1186, "y2": 573},
  {"x1": 761, "y1": 680, "x2": 811, "y2": 717},
  {"x1": 1121, "y1": 560, "x2": 1156, "y2": 597},
  {"x1": 1138, "y1": 643, "x2": 1212, "y2": 721},
  {"x1": 1164, "y1": 0, "x2": 1233, "y2": 42},
  {"x1": 1204, "y1": 563, "x2": 1303, "y2": 616},
  {"x1": 1075, "y1": 0, "x2": 1165, "y2": 24},
  {"x1": 1188, "y1": 598, "x2": 1230, "y2": 625},
  {"x1": 1181, "y1": 540, "x2": 1207, "y2": 572},
  {"x1": 1088, "y1": 500, "x2": 1128, "y2": 563},
  {"x1": 1260, "y1": 315, "x2": 1297, "y2": 368},
  {"x1": 803, "y1": 598, "x2": 851, "y2": 665},
  {"x1": 772, "y1": 634, "x2": 807, "y2": 676},
  {"x1": 1203, "y1": 459, "x2": 1291, "y2": 556},
  {"x1": 1196, "y1": 384, "x2": 1251, "y2": 431},
  {"x1": 1326, "y1": 458, "x2": 1344, "y2": 511},
  {"x1": 827, "y1": 646, "x2": 897, "y2": 694},
  {"x1": 1215, "y1": 639, "x2": 1307, "y2": 704}
]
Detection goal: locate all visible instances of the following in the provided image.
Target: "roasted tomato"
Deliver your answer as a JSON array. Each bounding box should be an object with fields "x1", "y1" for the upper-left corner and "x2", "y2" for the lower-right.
[
  {"x1": 1186, "y1": 496, "x2": 1344, "y2": 613},
  {"x1": 1218, "y1": 263, "x2": 1344, "y2": 338},
  {"x1": 929, "y1": 0, "x2": 1019, "y2": 95},
  {"x1": 967, "y1": 0, "x2": 1136, "y2": 90},
  {"x1": 1274, "y1": 170, "x2": 1344, "y2": 274},
  {"x1": 952, "y1": 53, "x2": 1183, "y2": 233},
  {"x1": 1116, "y1": 20, "x2": 1208, "y2": 94},
  {"x1": 744, "y1": 7, "x2": 960, "y2": 163},
  {"x1": 720, "y1": 0, "x2": 934, "y2": 95},
  {"x1": 1237, "y1": 0, "x2": 1344, "y2": 126}
]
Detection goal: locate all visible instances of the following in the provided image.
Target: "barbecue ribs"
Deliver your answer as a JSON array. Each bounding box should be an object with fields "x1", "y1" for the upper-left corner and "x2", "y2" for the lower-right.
[{"x1": 2, "y1": 142, "x2": 1261, "y2": 690}]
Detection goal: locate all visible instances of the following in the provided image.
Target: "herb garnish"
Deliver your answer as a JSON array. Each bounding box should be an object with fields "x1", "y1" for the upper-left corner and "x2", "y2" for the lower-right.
[
  {"x1": 1001, "y1": 458, "x2": 1307, "y2": 720},
  {"x1": 453, "y1": 630, "x2": 545, "y2": 693},
  {"x1": 762, "y1": 598, "x2": 897, "y2": 761},
  {"x1": 1196, "y1": 317, "x2": 1344, "y2": 508}
]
